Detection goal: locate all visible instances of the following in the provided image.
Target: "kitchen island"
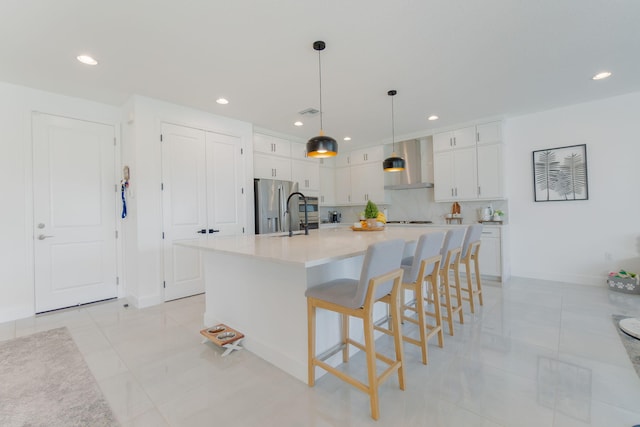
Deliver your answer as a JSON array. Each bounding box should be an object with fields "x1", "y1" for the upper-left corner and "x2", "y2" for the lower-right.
[{"x1": 178, "y1": 226, "x2": 449, "y2": 383}]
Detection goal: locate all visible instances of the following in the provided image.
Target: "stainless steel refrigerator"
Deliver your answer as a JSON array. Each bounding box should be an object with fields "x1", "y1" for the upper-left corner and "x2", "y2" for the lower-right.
[{"x1": 254, "y1": 178, "x2": 300, "y2": 234}]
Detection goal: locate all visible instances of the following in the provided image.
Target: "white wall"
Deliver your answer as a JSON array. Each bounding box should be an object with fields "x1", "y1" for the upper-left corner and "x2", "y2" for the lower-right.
[
  {"x1": 505, "y1": 91, "x2": 640, "y2": 286},
  {"x1": 122, "y1": 95, "x2": 253, "y2": 308},
  {"x1": 0, "y1": 81, "x2": 121, "y2": 322}
]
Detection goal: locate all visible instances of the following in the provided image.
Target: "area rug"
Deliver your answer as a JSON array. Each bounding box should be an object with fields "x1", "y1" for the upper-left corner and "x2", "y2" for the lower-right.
[
  {"x1": 612, "y1": 314, "x2": 640, "y2": 378},
  {"x1": 0, "y1": 327, "x2": 119, "y2": 426}
]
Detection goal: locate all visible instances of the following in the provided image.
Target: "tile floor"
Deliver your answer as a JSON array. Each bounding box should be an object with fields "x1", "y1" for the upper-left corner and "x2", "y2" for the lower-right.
[{"x1": 1, "y1": 277, "x2": 640, "y2": 426}]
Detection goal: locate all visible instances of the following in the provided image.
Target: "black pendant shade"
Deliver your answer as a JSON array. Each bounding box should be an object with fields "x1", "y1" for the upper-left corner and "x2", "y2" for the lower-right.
[
  {"x1": 307, "y1": 132, "x2": 338, "y2": 158},
  {"x1": 306, "y1": 40, "x2": 337, "y2": 158},
  {"x1": 383, "y1": 89, "x2": 405, "y2": 172},
  {"x1": 382, "y1": 154, "x2": 406, "y2": 171}
]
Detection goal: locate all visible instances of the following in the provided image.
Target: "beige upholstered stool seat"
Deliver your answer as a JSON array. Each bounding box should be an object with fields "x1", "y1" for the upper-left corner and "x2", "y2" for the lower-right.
[{"x1": 305, "y1": 239, "x2": 406, "y2": 421}]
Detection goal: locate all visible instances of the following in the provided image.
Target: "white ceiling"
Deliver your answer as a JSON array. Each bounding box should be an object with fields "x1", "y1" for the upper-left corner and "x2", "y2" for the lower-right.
[{"x1": 2, "y1": 0, "x2": 639, "y2": 147}]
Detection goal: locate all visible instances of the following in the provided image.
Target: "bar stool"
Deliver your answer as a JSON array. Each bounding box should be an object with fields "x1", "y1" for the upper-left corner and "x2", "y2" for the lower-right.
[
  {"x1": 398, "y1": 232, "x2": 445, "y2": 365},
  {"x1": 305, "y1": 239, "x2": 406, "y2": 421},
  {"x1": 438, "y1": 228, "x2": 466, "y2": 336},
  {"x1": 459, "y1": 224, "x2": 484, "y2": 313}
]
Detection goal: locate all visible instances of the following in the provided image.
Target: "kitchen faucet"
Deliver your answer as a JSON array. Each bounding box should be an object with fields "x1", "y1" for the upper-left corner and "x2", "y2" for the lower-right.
[{"x1": 286, "y1": 192, "x2": 308, "y2": 237}]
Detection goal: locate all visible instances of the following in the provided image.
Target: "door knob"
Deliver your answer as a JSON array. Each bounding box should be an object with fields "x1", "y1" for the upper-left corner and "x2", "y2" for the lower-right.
[{"x1": 38, "y1": 234, "x2": 54, "y2": 240}]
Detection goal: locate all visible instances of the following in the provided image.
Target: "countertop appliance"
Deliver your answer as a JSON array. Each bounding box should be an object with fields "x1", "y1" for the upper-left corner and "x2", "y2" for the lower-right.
[
  {"x1": 254, "y1": 178, "x2": 303, "y2": 234},
  {"x1": 329, "y1": 211, "x2": 341, "y2": 223}
]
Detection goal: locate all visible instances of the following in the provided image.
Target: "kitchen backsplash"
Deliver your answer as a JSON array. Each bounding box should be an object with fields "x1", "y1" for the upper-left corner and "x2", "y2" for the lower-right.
[{"x1": 320, "y1": 188, "x2": 508, "y2": 225}]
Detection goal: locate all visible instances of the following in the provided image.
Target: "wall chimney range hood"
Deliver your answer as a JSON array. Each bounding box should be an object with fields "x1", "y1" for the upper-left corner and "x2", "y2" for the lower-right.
[{"x1": 384, "y1": 139, "x2": 434, "y2": 190}]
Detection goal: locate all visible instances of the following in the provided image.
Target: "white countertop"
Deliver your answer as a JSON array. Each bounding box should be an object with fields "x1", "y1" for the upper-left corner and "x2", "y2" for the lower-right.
[{"x1": 178, "y1": 226, "x2": 451, "y2": 268}]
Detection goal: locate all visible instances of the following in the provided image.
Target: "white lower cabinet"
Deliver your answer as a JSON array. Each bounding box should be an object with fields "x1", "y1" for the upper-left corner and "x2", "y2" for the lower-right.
[{"x1": 479, "y1": 226, "x2": 502, "y2": 278}]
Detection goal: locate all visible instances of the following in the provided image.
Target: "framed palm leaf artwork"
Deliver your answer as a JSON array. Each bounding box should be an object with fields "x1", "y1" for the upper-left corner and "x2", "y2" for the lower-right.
[{"x1": 533, "y1": 144, "x2": 588, "y2": 202}]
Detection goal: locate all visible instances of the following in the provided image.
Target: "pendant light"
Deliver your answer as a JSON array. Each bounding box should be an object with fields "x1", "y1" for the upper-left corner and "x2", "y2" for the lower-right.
[
  {"x1": 306, "y1": 41, "x2": 337, "y2": 158},
  {"x1": 383, "y1": 90, "x2": 406, "y2": 171}
]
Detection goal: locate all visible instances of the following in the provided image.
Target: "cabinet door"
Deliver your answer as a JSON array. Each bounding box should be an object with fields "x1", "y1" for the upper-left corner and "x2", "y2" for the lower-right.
[
  {"x1": 351, "y1": 162, "x2": 385, "y2": 204},
  {"x1": 479, "y1": 235, "x2": 501, "y2": 276},
  {"x1": 477, "y1": 143, "x2": 503, "y2": 199},
  {"x1": 433, "y1": 131, "x2": 454, "y2": 152},
  {"x1": 335, "y1": 152, "x2": 351, "y2": 167},
  {"x1": 290, "y1": 143, "x2": 310, "y2": 160},
  {"x1": 319, "y1": 166, "x2": 335, "y2": 205},
  {"x1": 433, "y1": 148, "x2": 476, "y2": 201},
  {"x1": 291, "y1": 159, "x2": 319, "y2": 191},
  {"x1": 476, "y1": 121, "x2": 502, "y2": 146},
  {"x1": 433, "y1": 151, "x2": 455, "y2": 201},
  {"x1": 453, "y1": 147, "x2": 477, "y2": 199},
  {"x1": 254, "y1": 133, "x2": 291, "y2": 157},
  {"x1": 334, "y1": 167, "x2": 351, "y2": 204},
  {"x1": 254, "y1": 153, "x2": 292, "y2": 180},
  {"x1": 351, "y1": 146, "x2": 383, "y2": 165},
  {"x1": 452, "y1": 126, "x2": 476, "y2": 149}
]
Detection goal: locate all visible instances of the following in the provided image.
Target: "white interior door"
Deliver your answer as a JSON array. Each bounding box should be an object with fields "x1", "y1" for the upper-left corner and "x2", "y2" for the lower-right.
[
  {"x1": 33, "y1": 113, "x2": 117, "y2": 313},
  {"x1": 161, "y1": 123, "x2": 208, "y2": 301},
  {"x1": 206, "y1": 131, "x2": 245, "y2": 237}
]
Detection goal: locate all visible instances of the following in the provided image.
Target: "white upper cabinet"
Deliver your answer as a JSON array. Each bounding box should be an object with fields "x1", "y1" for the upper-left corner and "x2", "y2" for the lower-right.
[
  {"x1": 319, "y1": 164, "x2": 336, "y2": 206},
  {"x1": 350, "y1": 162, "x2": 385, "y2": 204},
  {"x1": 475, "y1": 121, "x2": 502, "y2": 146},
  {"x1": 350, "y1": 146, "x2": 384, "y2": 165},
  {"x1": 290, "y1": 142, "x2": 311, "y2": 160},
  {"x1": 254, "y1": 133, "x2": 291, "y2": 157},
  {"x1": 476, "y1": 143, "x2": 503, "y2": 199},
  {"x1": 433, "y1": 126, "x2": 475, "y2": 152},
  {"x1": 334, "y1": 167, "x2": 352, "y2": 204},
  {"x1": 291, "y1": 159, "x2": 319, "y2": 191},
  {"x1": 433, "y1": 148, "x2": 477, "y2": 201},
  {"x1": 335, "y1": 152, "x2": 351, "y2": 167},
  {"x1": 254, "y1": 153, "x2": 292, "y2": 181},
  {"x1": 433, "y1": 121, "x2": 504, "y2": 202}
]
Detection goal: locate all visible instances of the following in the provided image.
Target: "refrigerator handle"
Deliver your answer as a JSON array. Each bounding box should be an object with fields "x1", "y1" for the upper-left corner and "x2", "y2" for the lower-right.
[{"x1": 278, "y1": 186, "x2": 286, "y2": 232}]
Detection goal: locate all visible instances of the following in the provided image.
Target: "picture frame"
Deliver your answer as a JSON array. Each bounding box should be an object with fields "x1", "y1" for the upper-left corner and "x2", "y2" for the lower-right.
[{"x1": 532, "y1": 144, "x2": 588, "y2": 202}]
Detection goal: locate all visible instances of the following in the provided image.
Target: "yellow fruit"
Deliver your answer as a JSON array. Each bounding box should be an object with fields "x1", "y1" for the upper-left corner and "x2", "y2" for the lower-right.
[{"x1": 376, "y1": 212, "x2": 386, "y2": 223}]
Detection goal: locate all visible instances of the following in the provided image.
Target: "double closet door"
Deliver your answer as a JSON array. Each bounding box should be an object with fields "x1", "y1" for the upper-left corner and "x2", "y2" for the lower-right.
[{"x1": 161, "y1": 123, "x2": 245, "y2": 301}]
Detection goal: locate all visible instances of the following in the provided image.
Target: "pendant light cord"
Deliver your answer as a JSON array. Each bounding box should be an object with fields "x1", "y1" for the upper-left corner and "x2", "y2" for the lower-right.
[
  {"x1": 391, "y1": 93, "x2": 395, "y2": 152},
  {"x1": 318, "y1": 49, "x2": 323, "y2": 132}
]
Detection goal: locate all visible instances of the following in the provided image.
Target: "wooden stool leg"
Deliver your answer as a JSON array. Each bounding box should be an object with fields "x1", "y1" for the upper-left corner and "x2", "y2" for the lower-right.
[
  {"x1": 307, "y1": 300, "x2": 316, "y2": 386},
  {"x1": 441, "y1": 270, "x2": 454, "y2": 336},
  {"x1": 391, "y1": 284, "x2": 406, "y2": 388},
  {"x1": 363, "y1": 313, "x2": 379, "y2": 420},
  {"x1": 465, "y1": 261, "x2": 475, "y2": 313},
  {"x1": 429, "y1": 275, "x2": 444, "y2": 348},
  {"x1": 454, "y1": 264, "x2": 464, "y2": 324},
  {"x1": 415, "y1": 279, "x2": 428, "y2": 365},
  {"x1": 474, "y1": 255, "x2": 483, "y2": 306},
  {"x1": 341, "y1": 313, "x2": 349, "y2": 363}
]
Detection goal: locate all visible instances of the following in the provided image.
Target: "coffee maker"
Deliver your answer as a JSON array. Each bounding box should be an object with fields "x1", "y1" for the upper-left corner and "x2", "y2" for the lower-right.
[{"x1": 329, "y1": 211, "x2": 341, "y2": 223}]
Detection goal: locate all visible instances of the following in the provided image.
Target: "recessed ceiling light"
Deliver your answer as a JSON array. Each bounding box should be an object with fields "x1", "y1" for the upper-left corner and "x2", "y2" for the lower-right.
[
  {"x1": 343, "y1": 137, "x2": 351, "y2": 141},
  {"x1": 294, "y1": 121, "x2": 303, "y2": 127},
  {"x1": 216, "y1": 98, "x2": 229, "y2": 105},
  {"x1": 592, "y1": 71, "x2": 612, "y2": 80},
  {"x1": 76, "y1": 55, "x2": 98, "y2": 65},
  {"x1": 428, "y1": 115, "x2": 439, "y2": 121}
]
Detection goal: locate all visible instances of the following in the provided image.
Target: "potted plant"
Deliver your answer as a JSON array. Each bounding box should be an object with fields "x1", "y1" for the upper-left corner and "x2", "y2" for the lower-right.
[
  {"x1": 364, "y1": 200, "x2": 379, "y2": 228},
  {"x1": 492, "y1": 210, "x2": 504, "y2": 221}
]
